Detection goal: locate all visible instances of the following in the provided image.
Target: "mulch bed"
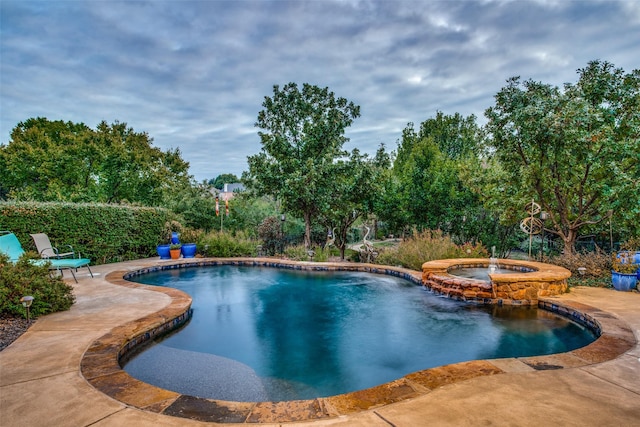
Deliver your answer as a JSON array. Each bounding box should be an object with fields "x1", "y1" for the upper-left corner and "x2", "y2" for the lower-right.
[{"x1": 0, "y1": 313, "x2": 33, "y2": 351}]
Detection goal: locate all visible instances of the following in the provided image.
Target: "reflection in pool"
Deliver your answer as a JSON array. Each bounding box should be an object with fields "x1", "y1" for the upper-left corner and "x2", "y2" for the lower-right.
[{"x1": 125, "y1": 266, "x2": 596, "y2": 402}]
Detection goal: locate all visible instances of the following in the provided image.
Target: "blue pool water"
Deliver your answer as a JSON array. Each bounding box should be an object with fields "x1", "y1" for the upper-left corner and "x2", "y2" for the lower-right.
[
  {"x1": 124, "y1": 266, "x2": 596, "y2": 402},
  {"x1": 448, "y1": 267, "x2": 522, "y2": 280}
]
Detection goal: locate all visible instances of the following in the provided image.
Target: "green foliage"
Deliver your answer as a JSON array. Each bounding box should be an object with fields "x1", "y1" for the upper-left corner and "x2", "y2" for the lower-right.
[
  {"x1": 209, "y1": 174, "x2": 240, "y2": 190},
  {"x1": 319, "y1": 147, "x2": 387, "y2": 259},
  {"x1": 547, "y1": 250, "x2": 611, "y2": 278},
  {"x1": 395, "y1": 112, "x2": 481, "y2": 170},
  {"x1": 0, "y1": 253, "x2": 75, "y2": 317},
  {"x1": 198, "y1": 230, "x2": 257, "y2": 257},
  {"x1": 176, "y1": 227, "x2": 204, "y2": 245},
  {"x1": 246, "y1": 82, "x2": 361, "y2": 248},
  {"x1": 388, "y1": 112, "x2": 515, "y2": 254},
  {"x1": 0, "y1": 118, "x2": 192, "y2": 205},
  {"x1": 283, "y1": 244, "x2": 308, "y2": 261},
  {"x1": 567, "y1": 276, "x2": 611, "y2": 288},
  {"x1": 612, "y1": 252, "x2": 639, "y2": 274},
  {"x1": 284, "y1": 244, "x2": 331, "y2": 262},
  {"x1": 165, "y1": 182, "x2": 218, "y2": 232},
  {"x1": 397, "y1": 136, "x2": 463, "y2": 228},
  {"x1": 547, "y1": 249, "x2": 613, "y2": 288},
  {"x1": 375, "y1": 229, "x2": 488, "y2": 271},
  {"x1": 257, "y1": 216, "x2": 283, "y2": 256},
  {"x1": 221, "y1": 194, "x2": 279, "y2": 238},
  {"x1": 483, "y1": 60, "x2": 640, "y2": 253},
  {"x1": 621, "y1": 237, "x2": 640, "y2": 251},
  {"x1": 0, "y1": 201, "x2": 176, "y2": 263},
  {"x1": 372, "y1": 173, "x2": 411, "y2": 237}
]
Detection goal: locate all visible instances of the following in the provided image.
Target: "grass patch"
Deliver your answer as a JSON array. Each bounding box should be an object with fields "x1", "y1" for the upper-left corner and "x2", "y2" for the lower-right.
[
  {"x1": 375, "y1": 229, "x2": 488, "y2": 271},
  {"x1": 567, "y1": 276, "x2": 612, "y2": 288}
]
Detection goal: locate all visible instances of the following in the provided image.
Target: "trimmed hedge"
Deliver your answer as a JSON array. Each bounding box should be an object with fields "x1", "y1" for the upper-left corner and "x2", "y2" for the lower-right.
[{"x1": 0, "y1": 202, "x2": 177, "y2": 264}]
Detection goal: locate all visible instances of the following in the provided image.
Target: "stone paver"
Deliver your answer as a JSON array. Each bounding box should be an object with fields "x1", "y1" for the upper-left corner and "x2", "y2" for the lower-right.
[{"x1": 1, "y1": 259, "x2": 639, "y2": 427}]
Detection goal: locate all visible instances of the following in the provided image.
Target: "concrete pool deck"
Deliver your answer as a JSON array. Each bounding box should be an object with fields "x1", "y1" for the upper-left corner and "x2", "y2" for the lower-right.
[{"x1": 1, "y1": 258, "x2": 639, "y2": 426}]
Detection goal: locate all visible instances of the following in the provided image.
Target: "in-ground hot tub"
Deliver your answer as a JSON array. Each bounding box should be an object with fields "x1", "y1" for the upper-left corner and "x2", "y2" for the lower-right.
[{"x1": 422, "y1": 258, "x2": 571, "y2": 305}]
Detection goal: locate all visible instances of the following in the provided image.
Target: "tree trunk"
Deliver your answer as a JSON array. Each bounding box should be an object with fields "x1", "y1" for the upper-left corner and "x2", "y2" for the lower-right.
[
  {"x1": 552, "y1": 222, "x2": 578, "y2": 255},
  {"x1": 339, "y1": 228, "x2": 349, "y2": 260},
  {"x1": 304, "y1": 211, "x2": 312, "y2": 249},
  {"x1": 562, "y1": 228, "x2": 578, "y2": 255}
]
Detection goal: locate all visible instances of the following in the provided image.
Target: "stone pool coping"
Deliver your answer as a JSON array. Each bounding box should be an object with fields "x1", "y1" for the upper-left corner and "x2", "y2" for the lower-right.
[{"x1": 80, "y1": 258, "x2": 636, "y2": 424}]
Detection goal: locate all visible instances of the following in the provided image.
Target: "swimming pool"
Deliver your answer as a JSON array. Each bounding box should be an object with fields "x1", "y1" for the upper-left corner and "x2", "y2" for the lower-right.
[{"x1": 124, "y1": 265, "x2": 596, "y2": 402}]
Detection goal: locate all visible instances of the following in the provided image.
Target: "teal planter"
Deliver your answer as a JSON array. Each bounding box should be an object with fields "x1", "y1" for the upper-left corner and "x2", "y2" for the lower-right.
[
  {"x1": 611, "y1": 270, "x2": 638, "y2": 292},
  {"x1": 181, "y1": 243, "x2": 197, "y2": 258}
]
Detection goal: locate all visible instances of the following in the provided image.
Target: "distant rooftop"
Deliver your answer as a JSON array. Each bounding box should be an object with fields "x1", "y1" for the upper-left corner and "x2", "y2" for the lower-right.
[{"x1": 223, "y1": 183, "x2": 245, "y2": 193}]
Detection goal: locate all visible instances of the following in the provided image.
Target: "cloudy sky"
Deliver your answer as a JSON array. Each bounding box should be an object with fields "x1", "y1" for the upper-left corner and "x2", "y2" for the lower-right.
[{"x1": 1, "y1": 1, "x2": 638, "y2": 182}]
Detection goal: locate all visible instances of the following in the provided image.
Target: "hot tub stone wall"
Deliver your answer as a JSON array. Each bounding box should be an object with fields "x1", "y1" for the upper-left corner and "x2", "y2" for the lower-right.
[{"x1": 422, "y1": 258, "x2": 570, "y2": 305}]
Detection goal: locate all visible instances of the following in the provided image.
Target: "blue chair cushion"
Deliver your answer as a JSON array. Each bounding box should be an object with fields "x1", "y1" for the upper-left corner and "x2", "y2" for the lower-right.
[
  {"x1": 0, "y1": 233, "x2": 26, "y2": 262},
  {"x1": 48, "y1": 258, "x2": 91, "y2": 269}
]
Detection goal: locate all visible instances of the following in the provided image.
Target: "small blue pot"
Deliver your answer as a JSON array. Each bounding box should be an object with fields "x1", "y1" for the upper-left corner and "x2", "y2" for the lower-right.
[
  {"x1": 157, "y1": 244, "x2": 171, "y2": 260},
  {"x1": 171, "y1": 232, "x2": 180, "y2": 245},
  {"x1": 181, "y1": 243, "x2": 197, "y2": 258}
]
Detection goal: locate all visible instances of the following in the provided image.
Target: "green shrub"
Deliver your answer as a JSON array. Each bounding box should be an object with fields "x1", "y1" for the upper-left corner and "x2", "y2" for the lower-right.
[
  {"x1": 177, "y1": 227, "x2": 204, "y2": 245},
  {"x1": 345, "y1": 248, "x2": 360, "y2": 262},
  {"x1": 284, "y1": 244, "x2": 331, "y2": 262},
  {"x1": 0, "y1": 253, "x2": 75, "y2": 317},
  {"x1": 257, "y1": 216, "x2": 283, "y2": 256},
  {"x1": 375, "y1": 229, "x2": 488, "y2": 270},
  {"x1": 547, "y1": 249, "x2": 612, "y2": 288},
  {"x1": 198, "y1": 230, "x2": 258, "y2": 257},
  {"x1": 284, "y1": 244, "x2": 309, "y2": 261},
  {"x1": 547, "y1": 249, "x2": 611, "y2": 278}
]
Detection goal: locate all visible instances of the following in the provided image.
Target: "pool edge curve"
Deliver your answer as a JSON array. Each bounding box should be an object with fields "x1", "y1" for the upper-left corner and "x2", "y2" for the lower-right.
[{"x1": 80, "y1": 257, "x2": 637, "y2": 424}]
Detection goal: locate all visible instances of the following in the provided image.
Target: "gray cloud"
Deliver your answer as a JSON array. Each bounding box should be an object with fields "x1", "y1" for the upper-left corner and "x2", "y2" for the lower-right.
[{"x1": 1, "y1": 0, "x2": 638, "y2": 181}]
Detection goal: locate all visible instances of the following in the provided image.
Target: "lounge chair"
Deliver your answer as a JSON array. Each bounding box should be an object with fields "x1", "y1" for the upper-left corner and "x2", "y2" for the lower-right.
[
  {"x1": 0, "y1": 232, "x2": 93, "y2": 283},
  {"x1": 30, "y1": 233, "x2": 76, "y2": 259}
]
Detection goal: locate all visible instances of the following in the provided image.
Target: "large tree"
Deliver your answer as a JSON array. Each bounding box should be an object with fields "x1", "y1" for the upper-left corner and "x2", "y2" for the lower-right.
[
  {"x1": 245, "y1": 83, "x2": 360, "y2": 248},
  {"x1": 484, "y1": 60, "x2": 640, "y2": 254},
  {"x1": 395, "y1": 112, "x2": 480, "y2": 167},
  {"x1": 389, "y1": 112, "x2": 519, "y2": 253},
  {"x1": 0, "y1": 118, "x2": 191, "y2": 205},
  {"x1": 319, "y1": 147, "x2": 388, "y2": 259},
  {"x1": 0, "y1": 118, "x2": 93, "y2": 200},
  {"x1": 393, "y1": 114, "x2": 482, "y2": 231}
]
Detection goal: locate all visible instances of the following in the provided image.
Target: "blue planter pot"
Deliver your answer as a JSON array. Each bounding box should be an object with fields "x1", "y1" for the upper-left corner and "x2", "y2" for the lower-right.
[
  {"x1": 181, "y1": 243, "x2": 197, "y2": 258},
  {"x1": 171, "y1": 232, "x2": 180, "y2": 245},
  {"x1": 617, "y1": 251, "x2": 640, "y2": 280},
  {"x1": 157, "y1": 244, "x2": 171, "y2": 260},
  {"x1": 611, "y1": 270, "x2": 638, "y2": 292}
]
